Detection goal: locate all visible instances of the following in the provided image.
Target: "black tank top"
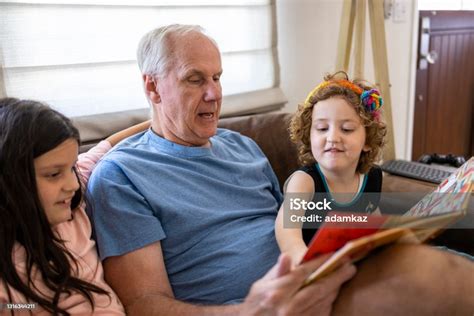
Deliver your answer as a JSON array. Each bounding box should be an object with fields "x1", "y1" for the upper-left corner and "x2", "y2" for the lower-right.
[{"x1": 300, "y1": 164, "x2": 382, "y2": 245}]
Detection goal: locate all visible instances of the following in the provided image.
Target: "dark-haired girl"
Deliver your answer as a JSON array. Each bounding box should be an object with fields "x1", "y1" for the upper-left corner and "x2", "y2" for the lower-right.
[{"x1": 0, "y1": 98, "x2": 149, "y2": 315}]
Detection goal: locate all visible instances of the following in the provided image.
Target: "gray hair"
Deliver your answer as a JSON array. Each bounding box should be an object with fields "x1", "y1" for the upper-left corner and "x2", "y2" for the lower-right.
[{"x1": 137, "y1": 24, "x2": 218, "y2": 77}]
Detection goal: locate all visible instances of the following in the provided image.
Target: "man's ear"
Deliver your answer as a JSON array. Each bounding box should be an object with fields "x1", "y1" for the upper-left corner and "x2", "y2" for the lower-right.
[{"x1": 143, "y1": 75, "x2": 161, "y2": 104}]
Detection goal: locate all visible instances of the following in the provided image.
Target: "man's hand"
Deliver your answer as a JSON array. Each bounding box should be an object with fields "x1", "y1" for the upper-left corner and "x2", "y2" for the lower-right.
[
  {"x1": 240, "y1": 253, "x2": 356, "y2": 316},
  {"x1": 287, "y1": 247, "x2": 308, "y2": 267}
]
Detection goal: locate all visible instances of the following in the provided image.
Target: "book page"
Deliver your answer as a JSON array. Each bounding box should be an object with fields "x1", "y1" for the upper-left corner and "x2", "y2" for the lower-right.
[
  {"x1": 299, "y1": 158, "x2": 474, "y2": 288},
  {"x1": 406, "y1": 157, "x2": 473, "y2": 217}
]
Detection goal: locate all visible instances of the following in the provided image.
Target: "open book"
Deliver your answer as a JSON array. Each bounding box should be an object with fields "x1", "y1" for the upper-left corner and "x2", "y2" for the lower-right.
[{"x1": 300, "y1": 157, "x2": 474, "y2": 288}]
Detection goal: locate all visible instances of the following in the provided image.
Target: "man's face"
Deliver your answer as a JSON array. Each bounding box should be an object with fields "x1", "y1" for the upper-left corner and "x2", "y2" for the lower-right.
[{"x1": 153, "y1": 33, "x2": 223, "y2": 147}]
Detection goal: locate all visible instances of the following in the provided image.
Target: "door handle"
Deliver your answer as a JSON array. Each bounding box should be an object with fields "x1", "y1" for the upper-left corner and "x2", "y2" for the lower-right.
[
  {"x1": 421, "y1": 50, "x2": 438, "y2": 64},
  {"x1": 418, "y1": 16, "x2": 434, "y2": 69}
]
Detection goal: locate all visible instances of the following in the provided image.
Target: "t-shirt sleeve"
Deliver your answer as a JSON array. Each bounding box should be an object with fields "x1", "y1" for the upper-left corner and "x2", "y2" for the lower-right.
[
  {"x1": 256, "y1": 147, "x2": 283, "y2": 206},
  {"x1": 77, "y1": 140, "x2": 112, "y2": 185},
  {"x1": 87, "y1": 159, "x2": 166, "y2": 260},
  {"x1": 266, "y1": 163, "x2": 283, "y2": 206}
]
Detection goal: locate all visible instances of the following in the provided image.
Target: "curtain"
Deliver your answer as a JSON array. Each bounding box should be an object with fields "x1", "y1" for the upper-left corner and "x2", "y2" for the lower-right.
[{"x1": 0, "y1": 0, "x2": 286, "y2": 141}]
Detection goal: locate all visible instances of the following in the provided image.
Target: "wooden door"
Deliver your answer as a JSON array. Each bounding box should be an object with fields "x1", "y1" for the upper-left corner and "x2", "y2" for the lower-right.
[{"x1": 412, "y1": 11, "x2": 474, "y2": 160}]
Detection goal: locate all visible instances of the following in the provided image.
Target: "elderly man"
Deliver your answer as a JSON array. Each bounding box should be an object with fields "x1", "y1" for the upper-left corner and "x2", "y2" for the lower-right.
[{"x1": 88, "y1": 24, "x2": 474, "y2": 315}]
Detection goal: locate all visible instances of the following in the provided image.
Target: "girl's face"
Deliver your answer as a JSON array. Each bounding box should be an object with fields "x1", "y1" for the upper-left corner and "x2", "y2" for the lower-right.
[
  {"x1": 34, "y1": 138, "x2": 80, "y2": 226},
  {"x1": 310, "y1": 97, "x2": 370, "y2": 176}
]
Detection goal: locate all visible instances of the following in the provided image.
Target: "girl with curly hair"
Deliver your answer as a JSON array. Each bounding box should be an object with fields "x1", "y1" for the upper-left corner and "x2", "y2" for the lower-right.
[
  {"x1": 275, "y1": 72, "x2": 387, "y2": 265},
  {"x1": 0, "y1": 98, "x2": 149, "y2": 315}
]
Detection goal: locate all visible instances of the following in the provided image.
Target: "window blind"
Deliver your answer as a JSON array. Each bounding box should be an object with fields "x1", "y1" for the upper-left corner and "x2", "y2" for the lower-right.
[{"x1": 0, "y1": 0, "x2": 286, "y2": 141}]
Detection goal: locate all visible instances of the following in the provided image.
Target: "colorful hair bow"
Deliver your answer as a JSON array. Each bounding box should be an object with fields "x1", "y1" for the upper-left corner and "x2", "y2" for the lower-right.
[
  {"x1": 360, "y1": 89, "x2": 383, "y2": 121},
  {"x1": 304, "y1": 80, "x2": 383, "y2": 121},
  {"x1": 304, "y1": 80, "x2": 363, "y2": 105}
]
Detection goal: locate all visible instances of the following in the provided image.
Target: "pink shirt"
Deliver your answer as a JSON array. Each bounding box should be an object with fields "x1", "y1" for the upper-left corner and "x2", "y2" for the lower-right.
[{"x1": 0, "y1": 141, "x2": 125, "y2": 315}]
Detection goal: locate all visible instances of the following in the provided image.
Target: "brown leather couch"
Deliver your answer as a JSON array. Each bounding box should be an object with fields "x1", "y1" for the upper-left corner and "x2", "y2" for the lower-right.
[
  {"x1": 218, "y1": 112, "x2": 474, "y2": 255},
  {"x1": 219, "y1": 112, "x2": 437, "y2": 194}
]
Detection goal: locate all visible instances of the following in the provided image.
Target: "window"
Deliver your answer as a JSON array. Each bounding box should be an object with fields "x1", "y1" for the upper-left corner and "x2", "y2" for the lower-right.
[{"x1": 0, "y1": 0, "x2": 286, "y2": 142}]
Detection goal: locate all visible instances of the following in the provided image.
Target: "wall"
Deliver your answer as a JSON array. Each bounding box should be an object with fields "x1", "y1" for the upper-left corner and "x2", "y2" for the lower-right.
[{"x1": 276, "y1": 0, "x2": 418, "y2": 160}]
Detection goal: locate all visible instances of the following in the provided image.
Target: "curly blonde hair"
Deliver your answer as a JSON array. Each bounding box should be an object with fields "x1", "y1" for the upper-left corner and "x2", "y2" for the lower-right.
[{"x1": 289, "y1": 71, "x2": 387, "y2": 174}]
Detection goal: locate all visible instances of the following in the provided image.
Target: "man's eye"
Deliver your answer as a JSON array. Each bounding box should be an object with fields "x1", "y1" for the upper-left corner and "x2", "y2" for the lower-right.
[
  {"x1": 188, "y1": 77, "x2": 202, "y2": 84},
  {"x1": 213, "y1": 75, "x2": 221, "y2": 82}
]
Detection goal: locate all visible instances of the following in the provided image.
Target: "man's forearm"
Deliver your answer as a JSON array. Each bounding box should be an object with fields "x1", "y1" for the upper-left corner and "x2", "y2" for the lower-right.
[{"x1": 125, "y1": 293, "x2": 242, "y2": 316}]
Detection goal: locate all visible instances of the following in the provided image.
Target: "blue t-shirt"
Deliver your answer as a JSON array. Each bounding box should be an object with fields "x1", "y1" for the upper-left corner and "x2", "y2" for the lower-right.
[{"x1": 87, "y1": 128, "x2": 283, "y2": 305}]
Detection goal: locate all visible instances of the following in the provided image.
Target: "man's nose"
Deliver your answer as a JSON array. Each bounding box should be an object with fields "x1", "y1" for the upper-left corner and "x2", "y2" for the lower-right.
[{"x1": 203, "y1": 81, "x2": 222, "y2": 102}]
